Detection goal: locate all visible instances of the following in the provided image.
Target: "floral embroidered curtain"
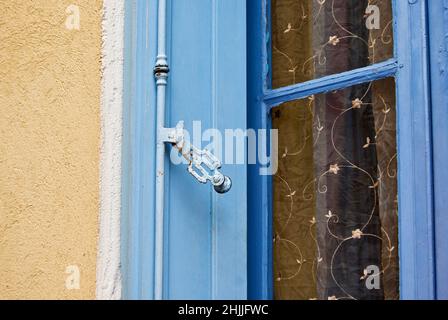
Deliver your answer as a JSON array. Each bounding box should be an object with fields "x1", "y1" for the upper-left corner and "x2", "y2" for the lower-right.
[{"x1": 271, "y1": 0, "x2": 398, "y2": 300}]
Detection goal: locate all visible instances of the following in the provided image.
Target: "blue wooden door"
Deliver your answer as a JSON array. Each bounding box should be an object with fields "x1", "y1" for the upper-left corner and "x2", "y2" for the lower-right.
[
  {"x1": 166, "y1": 0, "x2": 247, "y2": 299},
  {"x1": 122, "y1": 0, "x2": 247, "y2": 300}
]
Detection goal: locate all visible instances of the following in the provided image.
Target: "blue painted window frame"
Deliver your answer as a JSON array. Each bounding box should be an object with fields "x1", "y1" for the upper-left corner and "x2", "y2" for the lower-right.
[
  {"x1": 428, "y1": 0, "x2": 448, "y2": 300},
  {"x1": 248, "y1": 0, "x2": 436, "y2": 300}
]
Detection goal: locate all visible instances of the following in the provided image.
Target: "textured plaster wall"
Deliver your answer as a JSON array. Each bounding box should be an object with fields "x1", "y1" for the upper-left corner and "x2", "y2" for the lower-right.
[{"x1": 0, "y1": 0, "x2": 103, "y2": 299}]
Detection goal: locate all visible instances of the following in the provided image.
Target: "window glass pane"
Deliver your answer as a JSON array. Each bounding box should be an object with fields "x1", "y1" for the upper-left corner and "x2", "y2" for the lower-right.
[
  {"x1": 272, "y1": 78, "x2": 399, "y2": 300},
  {"x1": 271, "y1": 0, "x2": 394, "y2": 88}
]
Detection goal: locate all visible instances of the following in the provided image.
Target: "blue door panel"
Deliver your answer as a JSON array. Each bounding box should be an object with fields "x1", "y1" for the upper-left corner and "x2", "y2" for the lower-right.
[
  {"x1": 212, "y1": 0, "x2": 247, "y2": 299},
  {"x1": 167, "y1": 0, "x2": 214, "y2": 299},
  {"x1": 166, "y1": 0, "x2": 247, "y2": 299},
  {"x1": 122, "y1": 0, "x2": 247, "y2": 300},
  {"x1": 167, "y1": 0, "x2": 247, "y2": 299}
]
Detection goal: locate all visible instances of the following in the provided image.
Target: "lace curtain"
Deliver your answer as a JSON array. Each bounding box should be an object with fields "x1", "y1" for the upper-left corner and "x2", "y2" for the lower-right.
[{"x1": 271, "y1": 0, "x2": 398, "y2": 300}]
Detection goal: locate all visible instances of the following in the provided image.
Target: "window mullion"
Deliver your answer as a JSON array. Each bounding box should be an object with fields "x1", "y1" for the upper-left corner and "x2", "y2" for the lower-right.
[{"x1": 263, "y1": 58, "x2": 398, "y2": 109}]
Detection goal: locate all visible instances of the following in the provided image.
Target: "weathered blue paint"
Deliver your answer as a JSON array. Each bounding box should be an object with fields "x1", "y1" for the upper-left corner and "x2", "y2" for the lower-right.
[
  {"x1": 428, "y1": 0, "x2": 448, "y2": 300},
  {"x1": 394, "y1": 0, "x2": 435, "y2": 300},
  {"x1": 248, "y1": 0, "x2": 436, "y2": 300},
  {"x1": 264, "y1": 59, "x2": 398, "y2": 109},
  {"x1": 167, "y1": 0, "x2": 247, "y2": 299},
  {"x1": 122, "y1": 0, "x2": 247, "y2": 300},
  {"x1": 248, "y1": 0, "x2": 273, "y2": 300}
]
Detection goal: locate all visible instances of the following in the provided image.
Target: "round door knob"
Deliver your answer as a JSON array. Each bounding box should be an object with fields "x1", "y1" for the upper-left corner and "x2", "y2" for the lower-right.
[{"x1": 214, "y1": 176, "x2": 232, "y2": 194}]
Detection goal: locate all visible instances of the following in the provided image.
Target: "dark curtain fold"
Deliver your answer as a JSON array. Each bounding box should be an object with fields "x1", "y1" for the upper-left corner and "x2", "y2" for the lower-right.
[
  {"x1": 315, "y1": 0, "x2": 383, "y2": 300},
  {"x1": 272, "y1": 0, "x2": 398, "y2": 300}
]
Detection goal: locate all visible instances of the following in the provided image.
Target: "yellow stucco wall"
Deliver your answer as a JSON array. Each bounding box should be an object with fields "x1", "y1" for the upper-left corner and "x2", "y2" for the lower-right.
[{"x1": 0, "y1": 0, "x2": 102, "y2": 299}]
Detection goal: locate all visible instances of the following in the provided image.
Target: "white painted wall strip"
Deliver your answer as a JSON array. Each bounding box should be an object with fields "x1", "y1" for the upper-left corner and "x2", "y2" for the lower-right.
[{"x1": 96, "y1": 0, "x2": 124, "y2": 300}]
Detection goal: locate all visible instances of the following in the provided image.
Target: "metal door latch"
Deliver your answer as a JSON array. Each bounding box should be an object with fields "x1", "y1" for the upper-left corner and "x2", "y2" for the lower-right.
[{"x1": 160, "y1": 121, "x2": 232, "y2": 194}]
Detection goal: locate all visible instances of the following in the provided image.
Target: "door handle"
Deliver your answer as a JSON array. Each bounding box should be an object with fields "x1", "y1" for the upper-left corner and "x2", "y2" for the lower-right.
[{"x1": 160, "y1": 121, "x2": 232, "y2": 194}]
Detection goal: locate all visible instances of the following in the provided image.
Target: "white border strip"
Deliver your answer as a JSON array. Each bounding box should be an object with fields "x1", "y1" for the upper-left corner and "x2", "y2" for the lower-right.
[{"x1": 96, "y1": 0, "x2": 124, "y2": 300}]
